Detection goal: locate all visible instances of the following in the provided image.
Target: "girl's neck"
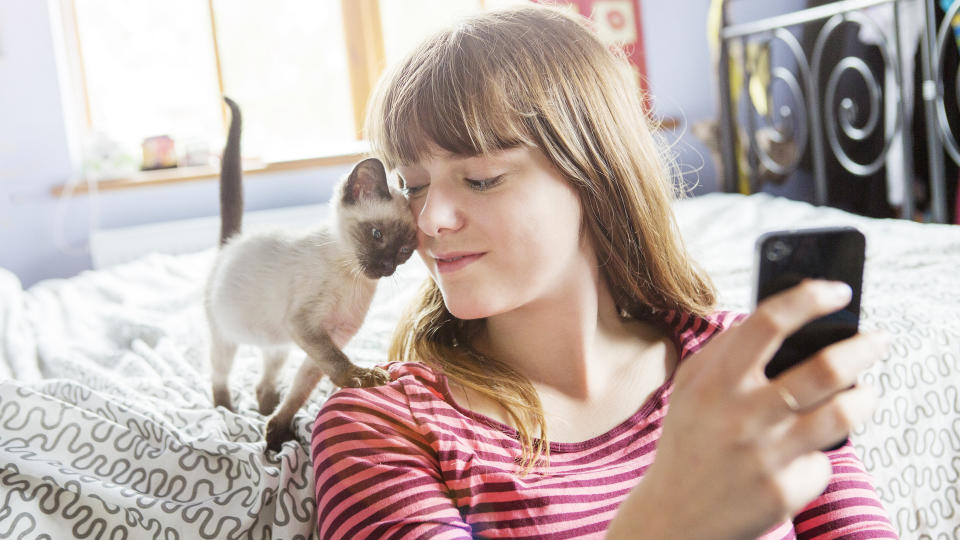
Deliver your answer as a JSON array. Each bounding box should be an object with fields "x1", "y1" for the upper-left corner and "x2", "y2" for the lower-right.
[{"x1": 475, "y1": 263, "x2": 662, "y2": 402}]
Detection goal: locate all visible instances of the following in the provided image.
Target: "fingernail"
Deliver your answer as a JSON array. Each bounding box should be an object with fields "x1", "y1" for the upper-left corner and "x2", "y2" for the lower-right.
[{"x1": 829, "y1": 281, "x2": 852, "y2": 302}]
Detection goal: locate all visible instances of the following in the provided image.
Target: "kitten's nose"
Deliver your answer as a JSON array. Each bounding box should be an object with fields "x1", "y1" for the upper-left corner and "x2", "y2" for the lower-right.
[{"x1": 380, "y1": 261, "x2": 396, "y2": 275}]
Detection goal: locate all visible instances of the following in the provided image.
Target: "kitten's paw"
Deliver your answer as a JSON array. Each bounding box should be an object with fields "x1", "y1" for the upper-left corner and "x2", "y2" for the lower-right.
[
  {"x1": 257, "y1": 385, "x2": 281, "y2": 416},
  {"x1": 265, "y1": 416, "x2": 295, "y2": 452},
  {"x1": 213, "y1": 386, "x2": 235, "y2": 412},
  {"x1": 336, "y1": 366, "x2": 390, "y2": 388}
]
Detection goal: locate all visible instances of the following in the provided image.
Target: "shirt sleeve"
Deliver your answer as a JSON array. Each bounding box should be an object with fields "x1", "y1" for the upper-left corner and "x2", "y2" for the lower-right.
[
  {"x1": 311, "y1": 384, "x2": 473, "y2": 540},
  {"x1": 792, "y1": 440, "x2": 898, "y2": 539}
]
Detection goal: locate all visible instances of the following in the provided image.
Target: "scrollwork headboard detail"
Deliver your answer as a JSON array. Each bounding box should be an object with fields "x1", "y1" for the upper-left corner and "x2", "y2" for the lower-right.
[{"x1": 710, "y1": 0, "x2": 956, "y2": 223}]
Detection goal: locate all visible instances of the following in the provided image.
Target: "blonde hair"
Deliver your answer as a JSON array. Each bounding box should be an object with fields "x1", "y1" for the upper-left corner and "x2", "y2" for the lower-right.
[{"x1": 367, "y1": 4, "x2": 717, "y2": 472}]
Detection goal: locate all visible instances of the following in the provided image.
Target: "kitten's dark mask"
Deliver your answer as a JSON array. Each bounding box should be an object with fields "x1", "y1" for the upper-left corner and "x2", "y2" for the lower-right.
[
  {"x1": 352, "y1": 220, "x2": 418, "y2": 279},
  {"x1": 343, "y1": 157, "x2": 418, "y2": 279}
]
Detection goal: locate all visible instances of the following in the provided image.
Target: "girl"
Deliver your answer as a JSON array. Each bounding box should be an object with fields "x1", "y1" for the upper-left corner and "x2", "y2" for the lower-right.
[{"x1": 311, "y1": 5, "x2": 896, "y2": 539}]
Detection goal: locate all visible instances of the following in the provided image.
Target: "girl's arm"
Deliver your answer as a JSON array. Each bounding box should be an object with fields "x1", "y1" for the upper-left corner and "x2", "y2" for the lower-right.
[
  {"x1": 311, "y1": 385, "x2": 472, "y2": 540},
  {"x1": 608, "y1": 281, "x2": 889, "y2": 539}
]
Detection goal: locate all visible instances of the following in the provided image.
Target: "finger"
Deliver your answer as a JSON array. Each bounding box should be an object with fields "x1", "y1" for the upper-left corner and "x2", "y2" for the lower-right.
[
  {"x1": 749, "y1": 332, "x2": 888, "y2": 426},
  {"x1": 735, "y1": 279, "x2": 853, "y2": 380},
  {"x1": 778, "y1": 384, "x2": 878, "y2": 459},
  {"x1": 773, "y1": 332, "x2": 888, "y2": 411},
  {"x1": 774, "y1": 451, "x2": 833, "y2": 517}
]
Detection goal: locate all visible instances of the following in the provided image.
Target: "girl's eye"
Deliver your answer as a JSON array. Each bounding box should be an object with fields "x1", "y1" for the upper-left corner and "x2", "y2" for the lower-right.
[
  {"x1": 401, "y1": 184, "x2": 428, "y2": 198},
  {"x1": 465, "y1": 175, "x2": 503, "y2": 191},
  {"x1": 398, "y1": 174, "x2": 428, "y2": 198}
]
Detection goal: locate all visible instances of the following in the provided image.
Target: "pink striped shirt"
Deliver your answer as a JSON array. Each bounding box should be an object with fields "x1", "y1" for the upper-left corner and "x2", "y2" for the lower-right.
[{"x1": 311, "y1": 311, "x2": 897, "y2": 539}]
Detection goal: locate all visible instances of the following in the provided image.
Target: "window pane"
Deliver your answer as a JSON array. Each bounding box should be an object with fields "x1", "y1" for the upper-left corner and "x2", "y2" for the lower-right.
[
  {"x1": 379, "y1": 0, "x2": 480, "y2": 68},
  {"x1": 74, "y1": 0, "x2": 222, "y2": 159},
  {"x1": 378, "y1": 0, "x2": 532, "y2": 68},
  {"x1": 212, "y1": 0, "x2": 355, "y2": 162}
]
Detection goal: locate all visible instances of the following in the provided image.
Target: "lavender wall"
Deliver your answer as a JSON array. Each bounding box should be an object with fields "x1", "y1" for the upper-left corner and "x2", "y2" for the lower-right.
[{"x1": 0, "y1": 0, "x2": 348, "y2": 287}]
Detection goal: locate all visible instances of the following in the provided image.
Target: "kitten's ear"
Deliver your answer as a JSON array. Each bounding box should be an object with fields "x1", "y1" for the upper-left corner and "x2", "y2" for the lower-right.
[{"x1": 343, "y1": 158, "x2": 391, "y2": 205}]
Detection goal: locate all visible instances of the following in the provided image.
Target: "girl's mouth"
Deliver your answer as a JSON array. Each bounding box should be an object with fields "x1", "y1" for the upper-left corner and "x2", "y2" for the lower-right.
[{"x1": 435, "y1": 253, "x2": 485, "y2": 274}]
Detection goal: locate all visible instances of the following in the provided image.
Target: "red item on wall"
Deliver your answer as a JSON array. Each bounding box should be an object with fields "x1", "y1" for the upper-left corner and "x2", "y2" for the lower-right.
[{"x1": 954, "y1": 174, "x2": 959, "y2": 224}]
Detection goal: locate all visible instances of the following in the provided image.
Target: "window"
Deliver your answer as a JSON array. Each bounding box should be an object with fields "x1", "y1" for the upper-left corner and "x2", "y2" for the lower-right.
[
  {"x1": 211, "y1": 0, "x2": 357, "y2": 162},
  {"x1": 63, "y1": 0, "x2": 529, "y2": 180}
]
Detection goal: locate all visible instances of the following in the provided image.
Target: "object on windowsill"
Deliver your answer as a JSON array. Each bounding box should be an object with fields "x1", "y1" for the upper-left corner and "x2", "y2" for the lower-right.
[
  {"x1": 180, "y1": 137, "x2": 214, "y2": 168},
  {"x1": 141, "y1": 135, "x2": 178, "y2": 171},
  {"x1": 83, "y1": 132, "x2": 138, "y2": 181}
]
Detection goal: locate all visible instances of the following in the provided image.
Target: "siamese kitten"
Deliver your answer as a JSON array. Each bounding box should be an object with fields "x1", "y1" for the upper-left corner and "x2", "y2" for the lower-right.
[{"x1": 205, "y1": 97, "x2": 417, "y2": 451}]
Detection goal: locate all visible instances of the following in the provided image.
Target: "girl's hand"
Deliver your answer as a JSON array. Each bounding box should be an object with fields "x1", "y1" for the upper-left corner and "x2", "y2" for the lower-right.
[{"x1": 608, "y1": 279, "x2": 887, "y2": 539}]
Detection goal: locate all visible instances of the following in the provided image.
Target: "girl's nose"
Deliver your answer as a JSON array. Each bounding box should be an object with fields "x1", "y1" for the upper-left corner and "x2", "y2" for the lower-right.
[{"x1": 414, "y1": 184, "x2": 463, "y2": 237}]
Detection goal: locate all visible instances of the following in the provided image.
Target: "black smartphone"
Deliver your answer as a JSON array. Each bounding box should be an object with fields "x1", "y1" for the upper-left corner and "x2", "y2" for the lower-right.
[{"x1": 752, "y1": 226, "x2": 865, "y2": 451}]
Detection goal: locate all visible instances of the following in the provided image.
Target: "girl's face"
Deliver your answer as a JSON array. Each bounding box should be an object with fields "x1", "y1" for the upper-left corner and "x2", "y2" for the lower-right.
[{"x1": 397, "y1": 145, "x2": 589, "y2": 320}]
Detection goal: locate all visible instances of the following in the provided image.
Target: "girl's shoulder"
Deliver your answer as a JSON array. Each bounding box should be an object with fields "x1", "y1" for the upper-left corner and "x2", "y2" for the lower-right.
[
  {"x1": 312, "y1": 362, "x2": 451, "y2": 450},
  {"x1": 315, "y1": 362, "x2": 448, "y2": 420},
  {"x1": 381, "y1": 361, "x2": 448, "y2": 399},
  {"x1": 656, "y1": 309, "x2": 747, "y2": 360}
]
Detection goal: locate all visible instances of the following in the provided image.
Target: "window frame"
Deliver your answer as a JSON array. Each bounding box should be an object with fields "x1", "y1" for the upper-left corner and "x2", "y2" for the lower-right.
[{"x1": 54, "y1": 0, "x2": 387, "y2": 196}]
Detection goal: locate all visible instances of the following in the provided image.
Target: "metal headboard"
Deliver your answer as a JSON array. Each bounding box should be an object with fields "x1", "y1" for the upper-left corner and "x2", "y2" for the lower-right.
[{"x1": 716, "y1": 0, "x2": 953, "y2": 223}]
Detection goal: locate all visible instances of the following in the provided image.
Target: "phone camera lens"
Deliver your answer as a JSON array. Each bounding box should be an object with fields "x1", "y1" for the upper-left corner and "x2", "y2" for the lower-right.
[{"x1": 766, "y1": 240, "x2": 792, "y2": 261}]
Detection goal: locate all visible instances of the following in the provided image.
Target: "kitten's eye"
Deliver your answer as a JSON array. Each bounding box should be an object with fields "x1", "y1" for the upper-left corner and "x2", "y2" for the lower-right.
[
  {"x1": 371, "y1": 228, "x2": 382, "y2": 240},
  {"x1": 399, "y1": 246, "x2": 412, "y2": 256},
  {"x1": 465, "y1": 175, "x2": 504, "y2": 191}
]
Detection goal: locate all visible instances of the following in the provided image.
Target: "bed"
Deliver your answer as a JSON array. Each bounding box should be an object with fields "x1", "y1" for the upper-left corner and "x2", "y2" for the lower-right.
[
  {"x1": 0, "y1": 192, "x2": 957, "y2": 538},
  {"x1": 3, "y1": 1, "x2": 960, "y2": 538}
]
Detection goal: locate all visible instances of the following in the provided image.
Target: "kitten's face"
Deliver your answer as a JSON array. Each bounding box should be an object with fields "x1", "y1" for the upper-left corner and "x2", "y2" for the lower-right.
[
  {"x1": 338, "y1": 158, "x2": 418, "y2": 279},
  {"x1": 350, "y1": 215, "x2": 417, "y2": 279}
]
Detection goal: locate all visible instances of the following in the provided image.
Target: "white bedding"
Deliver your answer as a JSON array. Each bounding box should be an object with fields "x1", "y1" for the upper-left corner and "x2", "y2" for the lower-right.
[{"x1": 1, "y1": 192, "x2": 958, "y2": 538}]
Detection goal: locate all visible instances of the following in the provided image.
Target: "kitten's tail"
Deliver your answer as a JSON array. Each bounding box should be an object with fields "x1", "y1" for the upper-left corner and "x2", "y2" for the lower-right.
[{"x1": 219, "y1": 96, "x2": 243, "y2": 247}]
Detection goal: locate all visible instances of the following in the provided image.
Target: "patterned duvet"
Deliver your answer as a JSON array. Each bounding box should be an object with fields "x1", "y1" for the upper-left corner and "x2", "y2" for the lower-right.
[{"x1": 1, "y1": 192, "x2": 958, "y2": 538}]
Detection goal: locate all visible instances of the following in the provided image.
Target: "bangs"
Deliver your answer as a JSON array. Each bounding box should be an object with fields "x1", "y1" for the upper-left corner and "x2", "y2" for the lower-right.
[{"x1": 367, "y1": 25, "x2": 535, "y2": 169}]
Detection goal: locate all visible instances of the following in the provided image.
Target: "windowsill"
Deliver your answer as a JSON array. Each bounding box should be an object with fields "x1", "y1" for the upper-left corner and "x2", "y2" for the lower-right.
[
  {"x1": 51, "y1": 151, "x2": 369, "y2": 198},
  {"x1": 52, "y1": 117, "x2": 681, "y2": 198}
]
